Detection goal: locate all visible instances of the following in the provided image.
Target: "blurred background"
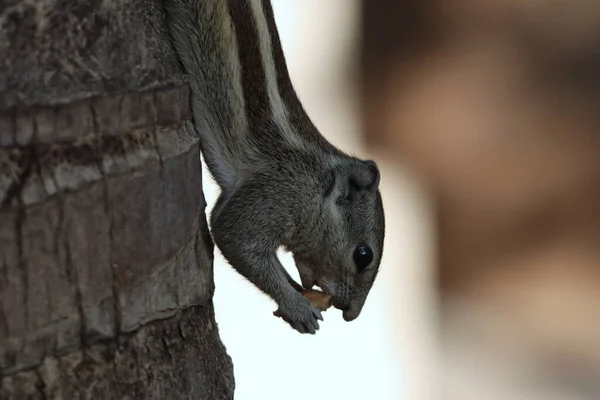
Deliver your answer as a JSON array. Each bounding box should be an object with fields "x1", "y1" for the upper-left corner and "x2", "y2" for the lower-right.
[{"x1": 208, "y1": 1, "x2": 600, "y2": 399}]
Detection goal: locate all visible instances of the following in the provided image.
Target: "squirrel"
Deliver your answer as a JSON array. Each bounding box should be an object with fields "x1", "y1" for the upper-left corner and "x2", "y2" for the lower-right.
[{"x1": 163, "y1": 0, "x2": 385, "y2": 334}]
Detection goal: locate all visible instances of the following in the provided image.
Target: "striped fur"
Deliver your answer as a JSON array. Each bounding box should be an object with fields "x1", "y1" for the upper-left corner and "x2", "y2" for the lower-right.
[{"x1": 164, "y1": 0, "x2": 385, "y2": 333}]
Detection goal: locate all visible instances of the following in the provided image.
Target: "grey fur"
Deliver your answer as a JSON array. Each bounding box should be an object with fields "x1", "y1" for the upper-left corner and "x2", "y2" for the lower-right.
[{"x1": 164, "y1": 0, "x2": 385, "y2": 334}]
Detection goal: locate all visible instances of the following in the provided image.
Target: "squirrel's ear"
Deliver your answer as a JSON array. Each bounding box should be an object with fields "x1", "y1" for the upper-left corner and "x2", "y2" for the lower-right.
[{"x1": 350, "y1": 160, "x2": 380, "y2": 191}]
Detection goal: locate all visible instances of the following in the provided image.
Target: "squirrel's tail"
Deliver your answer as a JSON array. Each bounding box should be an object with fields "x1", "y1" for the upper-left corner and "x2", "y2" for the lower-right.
[{"x1": 165, "y1": 0, "x2": 252, "y2": 190}]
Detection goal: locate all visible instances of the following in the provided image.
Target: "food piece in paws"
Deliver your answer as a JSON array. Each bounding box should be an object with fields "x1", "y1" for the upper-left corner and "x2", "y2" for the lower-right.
[
  {"x1": 301, "y1": 290, "x2": 333, "y2": 312},
  {"x1": 273, "y1": 290, "x2": 332, "y2": 319}
]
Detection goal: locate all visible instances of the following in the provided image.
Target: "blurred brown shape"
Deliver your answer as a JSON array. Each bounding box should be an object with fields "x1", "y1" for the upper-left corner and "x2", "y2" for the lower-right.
[{"x1": 360, "y1": 0, "x2": 600, "y2": 398}]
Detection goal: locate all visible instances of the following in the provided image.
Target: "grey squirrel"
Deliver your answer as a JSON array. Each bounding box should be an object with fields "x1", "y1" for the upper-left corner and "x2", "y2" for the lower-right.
[{"x1": 164, "y1": 0, "x2": 385, "y2": 334}]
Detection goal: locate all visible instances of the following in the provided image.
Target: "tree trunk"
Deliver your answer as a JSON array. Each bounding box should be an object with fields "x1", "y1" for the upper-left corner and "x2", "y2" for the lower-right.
[{"x1": 0, "y1": 0, "x2": 235, "y2": 398}]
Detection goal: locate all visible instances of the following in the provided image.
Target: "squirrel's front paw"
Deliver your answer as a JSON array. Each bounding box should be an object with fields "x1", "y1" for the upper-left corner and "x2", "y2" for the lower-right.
[{"x1": 275, "y1": 294, "x2": 323, "y2": 334}]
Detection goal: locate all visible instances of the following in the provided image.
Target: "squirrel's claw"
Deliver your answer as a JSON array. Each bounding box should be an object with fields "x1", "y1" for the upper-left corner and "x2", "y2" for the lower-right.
[{"x1": 274, "y1": 294, "x2": 322, "y2": 334}]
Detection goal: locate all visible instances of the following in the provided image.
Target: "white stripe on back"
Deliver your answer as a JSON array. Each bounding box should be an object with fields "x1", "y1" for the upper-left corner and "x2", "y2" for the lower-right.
[{"x1": 248, "y1": 0, "x2": 303, "y2": 148}]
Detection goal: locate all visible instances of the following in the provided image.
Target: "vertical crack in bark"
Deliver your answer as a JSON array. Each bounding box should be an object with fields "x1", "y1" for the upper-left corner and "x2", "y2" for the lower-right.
[
  {"x1": 151, "y1": 92, "x2": 165, "y2": 177},
  {"x1": 160, "y1": 334, "x2": 173, "y2": 361},
  {"x1": 15, "y1": 197, "x2": 28, "y2": 336},
  {"x1": 177, "y1": 317, "x2": 186, "y2": 341},
  {"x1": 57, "y1": 195, "x2": 88, "y2": 349},
  {"x1": 106, "y1": 182, "x2": 122, "y2": 346},
  {"x1": 90, "y1": 102, "x2": 122, "y2": 343}
]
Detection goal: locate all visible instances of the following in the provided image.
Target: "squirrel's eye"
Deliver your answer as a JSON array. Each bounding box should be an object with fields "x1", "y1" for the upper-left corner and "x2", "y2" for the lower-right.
[{"x1": 353, "y1": 245, "x2": 373, "y2": 273}]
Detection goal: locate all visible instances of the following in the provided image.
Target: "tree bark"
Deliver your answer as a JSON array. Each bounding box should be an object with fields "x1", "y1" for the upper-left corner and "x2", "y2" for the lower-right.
[{"x1": 0, "y1": 0, "x2": 235, "y2": 398}]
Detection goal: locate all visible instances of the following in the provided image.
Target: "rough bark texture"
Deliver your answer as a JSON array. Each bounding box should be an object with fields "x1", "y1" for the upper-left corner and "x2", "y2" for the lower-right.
[{"x1": 0, "y1": 0, "x2": 235, "y2": 398}]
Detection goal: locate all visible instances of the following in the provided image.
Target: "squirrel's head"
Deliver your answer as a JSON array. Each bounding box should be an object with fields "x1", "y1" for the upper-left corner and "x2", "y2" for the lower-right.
[{"x1": 294, "y1": 158, "x2": 385, "y2": 322}]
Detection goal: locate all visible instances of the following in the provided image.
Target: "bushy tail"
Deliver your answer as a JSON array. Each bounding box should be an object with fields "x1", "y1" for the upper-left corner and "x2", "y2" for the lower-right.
[{"x1": 164, "y1": 0, "x2": 250, "y2": 190}]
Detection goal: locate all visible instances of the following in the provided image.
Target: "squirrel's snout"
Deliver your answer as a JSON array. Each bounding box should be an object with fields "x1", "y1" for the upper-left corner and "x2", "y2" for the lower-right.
[
  {"x1": 342, "y1": 308, "x2": 360, "y2": 322},
  {"x1": 318, "y1": 280, "x2": 354, "y2": 315}
]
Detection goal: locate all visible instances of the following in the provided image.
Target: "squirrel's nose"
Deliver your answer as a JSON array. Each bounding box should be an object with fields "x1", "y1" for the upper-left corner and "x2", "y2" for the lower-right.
[{"x1": 342, "y1": 308, "x2": 360, "y2": 322}]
